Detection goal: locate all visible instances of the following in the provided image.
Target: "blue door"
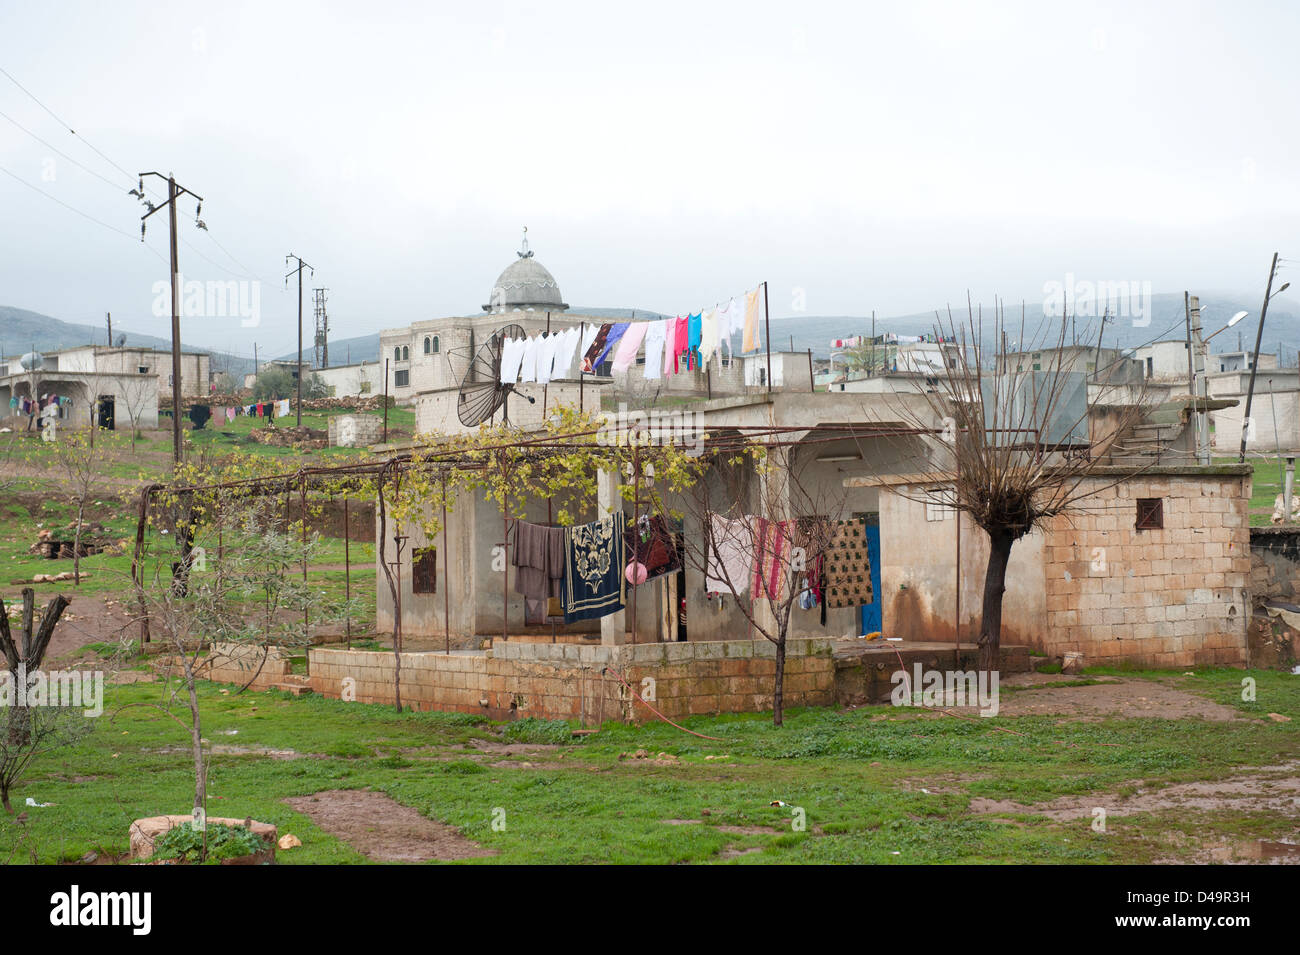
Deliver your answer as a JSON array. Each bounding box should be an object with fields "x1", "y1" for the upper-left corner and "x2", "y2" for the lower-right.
[{"x1": 859, "y1": 522, "x2": 882, "y2": 635}]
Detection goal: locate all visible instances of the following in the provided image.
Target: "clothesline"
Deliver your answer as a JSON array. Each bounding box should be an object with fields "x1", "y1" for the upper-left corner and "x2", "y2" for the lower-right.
[
  {"x1": 498, "y1": 284, "x2": 768, "y2": 385},
  {"x1": 511, "y1": 512, "x2": 683, "y2": 625}
]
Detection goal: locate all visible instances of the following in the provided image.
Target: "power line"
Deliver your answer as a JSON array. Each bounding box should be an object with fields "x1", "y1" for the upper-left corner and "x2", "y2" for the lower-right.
[
  {"x1": 2, "y1": 65, "x2": 279, "y2": 291},
  {"x1": 0, "y1": 106, "x2": 129, "y2": 192},
  {"x1": 0, "y1": 64, "x2": 136, "y2": 185},
  {"x1": 0, "y1": 160, "x2": 166, "y2": 264}
]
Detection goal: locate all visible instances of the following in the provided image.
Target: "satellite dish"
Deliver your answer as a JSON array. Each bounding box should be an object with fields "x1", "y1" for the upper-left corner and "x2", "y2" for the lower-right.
[
  {"x1": 19, "y1": 351, "x2": 43, "y2": 371},
  {"x1": 115, "y1": 334, "x2": 127, "y2": 347},
  {"x1": 455, "y1": 324, "x2": 525, "y2": 428}
]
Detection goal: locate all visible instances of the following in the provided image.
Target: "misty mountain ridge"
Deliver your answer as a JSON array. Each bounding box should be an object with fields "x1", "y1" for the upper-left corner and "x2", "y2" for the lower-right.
[{"x1": 7, "y1": 292, "x2": 1299, "y2": 377}]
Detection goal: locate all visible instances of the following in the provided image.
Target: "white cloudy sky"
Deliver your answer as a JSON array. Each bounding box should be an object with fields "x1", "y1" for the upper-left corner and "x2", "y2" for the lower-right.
[{"x1": 1, "y1": 0, "x2": 1297, "y2": 358}]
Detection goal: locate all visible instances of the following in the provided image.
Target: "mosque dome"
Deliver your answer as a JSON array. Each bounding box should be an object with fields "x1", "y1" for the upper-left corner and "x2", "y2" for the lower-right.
[{"x1": 483, "y1": 229, "x2": 568, "y2": 312}]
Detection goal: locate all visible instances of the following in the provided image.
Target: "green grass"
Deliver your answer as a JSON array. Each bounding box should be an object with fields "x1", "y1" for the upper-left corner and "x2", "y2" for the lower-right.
[{"x1": 0, "y1": 667, "x2": 1295, "y2": 864}]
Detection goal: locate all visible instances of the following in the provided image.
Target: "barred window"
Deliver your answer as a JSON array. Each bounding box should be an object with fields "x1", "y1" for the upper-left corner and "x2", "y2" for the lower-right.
[
  {"x1": 1135, "y1": 498, "x2": 1163, "y2": 530},
  {"x1": 413, "y1": 547, "x2": 437, "y2": 594}
]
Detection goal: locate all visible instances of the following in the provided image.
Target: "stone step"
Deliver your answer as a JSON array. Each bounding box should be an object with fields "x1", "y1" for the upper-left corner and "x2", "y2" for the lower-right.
[{"x1": 270, "y1": 682, "x2": 313, "y2": 696}]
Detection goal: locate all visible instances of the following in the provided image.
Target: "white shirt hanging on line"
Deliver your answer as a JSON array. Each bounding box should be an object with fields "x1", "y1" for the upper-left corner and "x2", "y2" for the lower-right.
[{"x1": 642, "y1": 320, "x2": 668, "y2": 380}]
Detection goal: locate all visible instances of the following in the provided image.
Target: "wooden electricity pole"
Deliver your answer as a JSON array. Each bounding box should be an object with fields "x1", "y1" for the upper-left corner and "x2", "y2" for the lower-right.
[
  {"x1": 285, "y1": 253, "x2": 314, "y2": 428},
  {"x1": 137, "y1": 172, "x2": 203, "y2": 467},
  {"x1": 1240, "y1": 252, "x2": 1283, "y2": 463}
]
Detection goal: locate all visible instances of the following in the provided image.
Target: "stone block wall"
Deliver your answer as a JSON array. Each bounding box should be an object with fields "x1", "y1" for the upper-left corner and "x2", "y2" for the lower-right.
[
  {"x1": 1042, "y1": 472, "x2": 1250, "y2": 666},
  {"x1": 328, "y1": 414, "x2": 384, "y2": 447},
  {"x1": 203, "y1": 642, "x2": 292, "y2": 691},
  {"x1": 306, "y1": 638, "x2": 836, "y2": 724}
]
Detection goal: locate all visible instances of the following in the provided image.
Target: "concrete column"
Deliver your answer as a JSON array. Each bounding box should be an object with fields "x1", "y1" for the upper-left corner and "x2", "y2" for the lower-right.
[{"x1": 597, "y1": 467, "x2": 628, "y2": 645}]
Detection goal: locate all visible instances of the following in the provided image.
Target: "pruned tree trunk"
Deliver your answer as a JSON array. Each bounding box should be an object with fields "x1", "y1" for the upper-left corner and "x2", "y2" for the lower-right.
[
  {"x1": 773, "y1": 636, "x2": 787, "y2": 727},
  {"x1": 182, "y1": 656, "x2": 205, "y2": 813},
  {"x1": 977, "y1": 527, "x2": 1015, "y2": 674},
  {"x1": 73, "y1": 502, "x2": 84, "y2": 586}
]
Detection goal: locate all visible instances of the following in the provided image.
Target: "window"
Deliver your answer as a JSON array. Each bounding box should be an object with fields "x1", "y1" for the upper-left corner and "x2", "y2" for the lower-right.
[
  {"x1": 1135, "y1": 498, "x2": 1163, "y2": 530},
  {"x1": 393, "y1": 347, "x2": 401, "y2": 362},
  {"x1": 394, "y1": 369, "x2": 410, "y2": 387},
  {"x1": 431, "y1": 336, "x2": 439, "y2": 354},
  {"x1": 138, "y1": 366, "x2": 150, "y2": 374},
  {"x1": 412, "y1": 547, "x2": 437, "y2": 594},
  {"x1": 423, "y1": 336, "x2": 431, "y2": 354},
  {"x1": 925, "y1": 487, "x2": 954, "y2": 521},
  {"x1": 401, "y1": 346, "x2": 409, "y2": 361}
]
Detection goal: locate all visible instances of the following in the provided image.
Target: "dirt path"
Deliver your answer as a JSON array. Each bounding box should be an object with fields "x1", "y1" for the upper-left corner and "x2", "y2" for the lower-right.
[
  {"x1": 969, "y1": 762, "x2": 1300, "y2": 821},
  {"x1": 48, "y1": 594, "x2": 140, "y2": 659},
  {"x1": 284, "y1": 789, "x2": 495, "y2": 862},
  {"x1": 942, "y1": 673, "x2": 1244, "y2": 721}
]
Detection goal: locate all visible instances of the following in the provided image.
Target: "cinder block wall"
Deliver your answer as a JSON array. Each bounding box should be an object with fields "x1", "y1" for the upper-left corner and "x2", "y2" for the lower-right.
[
  {"x1": 306, "y1": 638, "x2": 836, "y2": 723},
  {"x1": 204, "y1": 642, "x2": 292, "y2": 691},
  {"x1": 1042, "y1": 473, "x2": 1250, "y2": 666}
]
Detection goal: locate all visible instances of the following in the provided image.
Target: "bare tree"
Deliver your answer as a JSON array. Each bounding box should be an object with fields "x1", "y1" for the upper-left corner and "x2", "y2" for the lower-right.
[
  {"x1": 114, "y1": 372, "x2": 157, "y2": 453},
  {"x1": 0, "y1": 589, "x2": 87, "y2": 814},
  {"x1": 891, "y1": 304, "x2": 1154, "y2": 673},
  {"x1": 678, "y1": 439, "x2": 853, "y2": 726},
  {"x1": 48, "y1": 430, "x2": 115, "y2": 586},
  {"x1": 138, "y1": 482, "x2": 327, "y2": 812}
]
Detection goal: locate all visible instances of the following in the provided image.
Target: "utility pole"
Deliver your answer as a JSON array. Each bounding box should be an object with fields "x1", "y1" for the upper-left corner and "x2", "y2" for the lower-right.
[
  {"x1": 106, "y1": 312, "x2": 112, "y2": 347},
  {"x1": 1189, "y1": 295, "x2": 1209, "y2": 464},
  {"x1": 1091, "y1": 308, "x2": 1109, "y2": 383},
  {"x1": 136, "y1": 171, "x2": 203, "y2": 467},
  {"x1": 253, "y1": 342, "x2": 258, "y2": 376},
  {"x1": 312, "y1": 287, "x2": 329, "y2": 368},
  {"x1": 285, "y1": 254, "x2": 314, "y2": 428},
  {"x1": 1240, "y1": 252, "x2": 1283, "y2": 463}
]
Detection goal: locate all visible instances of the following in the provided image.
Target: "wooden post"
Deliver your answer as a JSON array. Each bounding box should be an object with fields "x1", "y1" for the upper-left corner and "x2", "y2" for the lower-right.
[
  {"x1": 763, "y1": 281, "x2": 773, "y2": 397},
  {"x1": 343, "y1": 496, "x2": 352, "y2": 649},
  {"x1": 442, "y1": 469, "x2": 450, "y2": 655}
]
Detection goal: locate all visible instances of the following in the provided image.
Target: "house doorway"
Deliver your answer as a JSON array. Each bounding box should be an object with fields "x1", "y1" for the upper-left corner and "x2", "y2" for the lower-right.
[
  {"x1": 856, "y1": 512, "x2": 882, "y2": 636},
  {"x1": 97, "y1": 396, "x2": 116, "y2": 430}
]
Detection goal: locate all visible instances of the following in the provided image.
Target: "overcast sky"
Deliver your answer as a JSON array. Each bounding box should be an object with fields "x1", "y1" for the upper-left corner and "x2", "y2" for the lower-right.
[{"x1": 1, "y1": 0, "x2": 1298, "y2": 358}]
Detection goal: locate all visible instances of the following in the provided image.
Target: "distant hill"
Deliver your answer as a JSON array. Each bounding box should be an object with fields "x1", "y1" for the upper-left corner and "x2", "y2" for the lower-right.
[
  {"x1": 767, "y1": 292, "x2": 1300, "y2": 361},
  {"x1": 0, "y1": 305, "x2": 254, "y2": 376}
]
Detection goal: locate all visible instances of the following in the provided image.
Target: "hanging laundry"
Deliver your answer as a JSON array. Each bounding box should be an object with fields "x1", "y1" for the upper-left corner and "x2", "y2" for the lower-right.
[
  {"x1": 823, "y1": 518, "x2": 873, "y2": 608},
  {"x1": 580, "y1": 323, "x2": 614, "y2": 373},
  {"x1": 535, "y1": 332, "x2": 560, "y2": 385},
  {"x1": 226, "y1": 407, "x2": 236, "y2": 424},
  {"x1": 562, "y1": 515, "x2": 626, "y2": 623},
  {"x1": 642, "y1": 320, "x2": 668, "y2": 380},
  {"x1": 512, "y1": 520, "x2": 566, "y2": 601},
  {"x1": 742, "y1": 287, "x2": 762, "y2": 353},
  {"x1": 499, "y1": 335, "x2": 526, "y2": 384},
  {"x1": 278, "y1": 398, "x2": 291, "y2": 417},
  {"x1": 592, "y1": 322, "x2": 630, "y2": 369},
  {"x1": 687, "y1": 313, "x2": 702, "y2": 369},
  {"x1": 699, "y1": 308, "x2": 720, "y2": 365},
  {"x1": 550, "y1": 326, "x2": 582, "y2": 379},
  {"x1": 750, "y1": 517, "x2": 792, "y2": 601},
  {"x1": 663, "y1": 317, "x2": 678, "y2": 376},
  {"x1": 623, "y1": 514, "x2": 680, "y2": 583},
  {"x1": 704, "y1": 514, "x2": 752, "y2": 595},
  {"x1": 611, "y1": 322, "x2": 648, "y2": 373},
  {"x1": 519, "y1": 335, "x2": 543, "y2": 383},
  {"x1": 671, "y1": 316, "x2": 689, "y2": 374}
]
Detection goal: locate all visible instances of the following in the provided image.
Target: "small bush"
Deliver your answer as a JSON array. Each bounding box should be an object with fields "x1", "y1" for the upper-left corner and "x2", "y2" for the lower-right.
[
  {"x1": 154, "y1": 822, "x2": 265, "y2": 863},
  {"x1": 502, "y1": 718, "x2": 571, "y2": 745}
]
